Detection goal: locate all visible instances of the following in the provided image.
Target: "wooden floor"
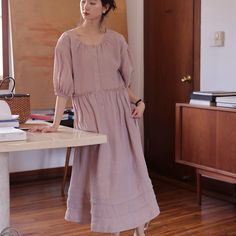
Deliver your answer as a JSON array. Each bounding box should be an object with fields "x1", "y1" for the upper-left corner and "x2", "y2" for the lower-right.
[{"x1": 10, "y1": 177, "x2": 236, "y2": 236}]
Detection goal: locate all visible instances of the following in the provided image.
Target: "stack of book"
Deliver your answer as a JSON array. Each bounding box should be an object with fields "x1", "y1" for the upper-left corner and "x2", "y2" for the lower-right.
[
  {"x1": 216, "y1": 96, "x2": 236, "y2": 108},
  {"x1": 0, "y1": 116, "x2": 19, "y2": 128},
  {"x1": 190, "y1": 91, "x2": 236, "y2": 106},
  {"x1": 0, "y1": 100, "x2": 26, "y2": 142},
  {"x1": 30, "y1": 109, "x2": 74, "y2": 121}
]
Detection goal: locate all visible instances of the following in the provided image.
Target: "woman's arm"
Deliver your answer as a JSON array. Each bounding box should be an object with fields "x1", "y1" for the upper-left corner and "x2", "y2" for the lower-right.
[
  {"x1": 29, "y1": 96, "x2": 68, "y2": 132},
  {"x1": 127, "y1": 87, "x2": 145, "y2": 119},
  {"x1": 51, "y1": 96, "x2": 68, "y2": 129}
]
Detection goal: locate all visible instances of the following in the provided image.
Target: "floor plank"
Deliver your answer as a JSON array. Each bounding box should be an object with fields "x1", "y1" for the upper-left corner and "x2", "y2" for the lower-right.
[{"x1": 10, "y1": 177, "x2": 236, "y2": 235}]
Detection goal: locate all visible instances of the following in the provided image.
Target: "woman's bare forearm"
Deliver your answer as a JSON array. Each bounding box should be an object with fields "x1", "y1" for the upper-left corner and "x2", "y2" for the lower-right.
[
  {"x1": 52, "y1": 96, "x2": 68, "y2": 129},
  {"x1": 127, "y1": 87, "x2": 141, "y2": 104}
]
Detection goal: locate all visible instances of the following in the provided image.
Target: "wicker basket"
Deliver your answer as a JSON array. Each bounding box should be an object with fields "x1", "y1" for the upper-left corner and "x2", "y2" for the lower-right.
[{"x1": 0, "y1": 77, "x2": 31, "y2": 124}]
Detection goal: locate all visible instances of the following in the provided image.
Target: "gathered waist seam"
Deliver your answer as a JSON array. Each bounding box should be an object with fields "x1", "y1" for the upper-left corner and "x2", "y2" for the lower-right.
[{"x1": 72, "y1": 86, "x2": 127, "y2": 98}]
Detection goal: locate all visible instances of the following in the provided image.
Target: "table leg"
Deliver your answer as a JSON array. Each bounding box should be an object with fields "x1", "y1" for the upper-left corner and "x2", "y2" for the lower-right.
[
  {"x1": 61, "y1": 147, "x2": 72, "y2": 196},
  {"x1": 0, "y1": 152, "x2": 10, "y2": 232}
]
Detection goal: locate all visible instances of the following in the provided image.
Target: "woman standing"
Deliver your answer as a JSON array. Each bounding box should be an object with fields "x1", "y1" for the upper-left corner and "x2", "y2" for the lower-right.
[{"x1": 31, "y1": 0, "x2": 160, "y2": 235}]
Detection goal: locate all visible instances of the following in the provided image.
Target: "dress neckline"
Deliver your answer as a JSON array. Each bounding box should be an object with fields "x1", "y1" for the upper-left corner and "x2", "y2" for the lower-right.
[{"x1": 72, "y1": 28, "x2": 109, "y2": 47}]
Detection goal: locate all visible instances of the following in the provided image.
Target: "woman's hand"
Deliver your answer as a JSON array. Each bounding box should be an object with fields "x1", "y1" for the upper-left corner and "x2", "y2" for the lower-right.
[
  {"x1": 28, "y1": 124, "x2": 58, "y2": 133},
  {"x1": 131, "y1": 101, "x2": 145, "y2": 119}
]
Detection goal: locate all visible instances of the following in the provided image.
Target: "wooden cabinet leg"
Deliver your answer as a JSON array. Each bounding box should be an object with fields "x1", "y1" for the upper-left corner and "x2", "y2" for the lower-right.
[
  {"x1": 196, "y1": 169, "x2": 202, "y2": 205},
  {"x1": 61, "y1": 147, "x2": 72, "y2": 196}
]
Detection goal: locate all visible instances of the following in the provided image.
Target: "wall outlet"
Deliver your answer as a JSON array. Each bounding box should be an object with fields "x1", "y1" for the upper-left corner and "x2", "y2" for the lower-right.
[{"x1": 212, "y1": 31, "x2": 225, "y2": 47}]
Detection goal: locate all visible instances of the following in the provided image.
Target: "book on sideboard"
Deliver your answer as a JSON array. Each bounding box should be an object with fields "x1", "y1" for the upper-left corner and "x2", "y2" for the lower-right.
[
  {"x1": 189, "y1": 99, "x2": 215, "y2": 106},
  {"x1": 215, "y1": 96, "x2": 236, "y2": 108},
  {"x1": 190, "y1": 91, "x2": 236, "y2": 107},
  {"x1": 193, "y1": 91, "x2": 236, "y2": 96},
  {"x1": 216, "y1": 102, "x2": 236, "y2": 108},
  {"x1": 192, "y1": 91, "x2": 236, "y2": 101},
  {"x1": 215, "y1": 96, "x2": 236, "y2": 103}
]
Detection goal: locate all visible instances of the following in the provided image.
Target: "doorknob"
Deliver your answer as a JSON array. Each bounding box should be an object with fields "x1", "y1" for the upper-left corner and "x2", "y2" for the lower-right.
[{"x1": 181, "y1": 75, "x2": 192, "y2": 83}]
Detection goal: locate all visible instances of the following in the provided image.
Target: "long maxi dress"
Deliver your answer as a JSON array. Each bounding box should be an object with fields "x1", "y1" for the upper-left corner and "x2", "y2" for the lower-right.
[{"x1": 53, "y1": 28, "x2": 160, "y2": 233}]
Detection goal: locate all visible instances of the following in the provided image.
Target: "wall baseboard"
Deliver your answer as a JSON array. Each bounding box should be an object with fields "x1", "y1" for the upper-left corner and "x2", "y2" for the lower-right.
[{"x1": 10, "y1": 166, "x2": 72, "y2": 185}]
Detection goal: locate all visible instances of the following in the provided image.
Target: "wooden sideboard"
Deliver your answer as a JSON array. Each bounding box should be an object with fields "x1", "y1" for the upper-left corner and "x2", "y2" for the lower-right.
[{"x1": 175, "y1": 103, "x2": 236, "y2": 204}]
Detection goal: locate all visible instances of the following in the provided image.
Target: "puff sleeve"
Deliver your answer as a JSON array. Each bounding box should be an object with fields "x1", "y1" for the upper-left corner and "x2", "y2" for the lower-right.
[
  {"x1": 119, "y1": 36, "x2": 135, "y2": 87},
  {"x1": 53, "y1": 32, "x2": 74, "y2": 98}
]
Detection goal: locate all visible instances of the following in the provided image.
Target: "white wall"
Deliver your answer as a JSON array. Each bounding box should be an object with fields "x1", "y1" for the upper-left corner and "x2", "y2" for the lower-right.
[
  {"x1": 9, "y1": 0, "x2": 144, "y2": 173},
  {"x1": 201, "y1": 0, "x2": 236, "y2": 90},
  {"x1": 126, "y1": 0, "x2": 144, "y2": 99},
  {"x1": 126, "y1": 0, "x2": 144, "y2": 143}
]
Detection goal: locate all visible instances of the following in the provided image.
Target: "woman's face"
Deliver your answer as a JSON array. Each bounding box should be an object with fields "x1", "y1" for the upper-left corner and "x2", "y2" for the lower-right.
[{"x1": 80, "y1": 0, "x2": 106, "y2": 21}]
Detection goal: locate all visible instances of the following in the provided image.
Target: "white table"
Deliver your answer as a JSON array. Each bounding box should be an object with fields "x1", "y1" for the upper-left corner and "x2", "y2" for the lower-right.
[{"x1": 0, "y1": 126, "x2": 107, "y2": 232}]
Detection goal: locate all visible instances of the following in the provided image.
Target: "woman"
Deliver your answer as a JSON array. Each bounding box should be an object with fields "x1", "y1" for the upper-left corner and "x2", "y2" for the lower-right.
[{"x1": 31, "y1": 0, "x2": 160, "y2": 235}]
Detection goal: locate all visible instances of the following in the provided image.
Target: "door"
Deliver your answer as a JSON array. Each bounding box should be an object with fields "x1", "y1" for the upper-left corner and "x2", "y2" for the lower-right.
[{"x1": 144, "y1": 0, "x2": 200, "y2": 178}]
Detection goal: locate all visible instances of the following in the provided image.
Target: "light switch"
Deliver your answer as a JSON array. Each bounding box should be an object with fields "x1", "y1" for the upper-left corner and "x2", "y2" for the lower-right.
[{"x1": 212, "y1": 31, "x2": 225, "y2": 47}]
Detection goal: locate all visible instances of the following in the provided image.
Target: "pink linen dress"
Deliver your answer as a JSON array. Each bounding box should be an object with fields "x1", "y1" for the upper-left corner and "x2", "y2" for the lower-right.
[{"x1": 53, "y1": 28, "x2": 160, "y2": 233}]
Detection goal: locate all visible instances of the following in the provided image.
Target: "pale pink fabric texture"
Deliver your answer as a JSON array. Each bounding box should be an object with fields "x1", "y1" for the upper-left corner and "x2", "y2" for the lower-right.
[{"x1": 53, "y1": 29, "x2": 160, "y2": 233}]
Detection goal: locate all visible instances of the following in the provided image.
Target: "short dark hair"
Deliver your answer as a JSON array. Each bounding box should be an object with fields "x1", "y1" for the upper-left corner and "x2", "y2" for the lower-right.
[{"x1": 101, "y1": 0, "x2": 116, "y2": 18}]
